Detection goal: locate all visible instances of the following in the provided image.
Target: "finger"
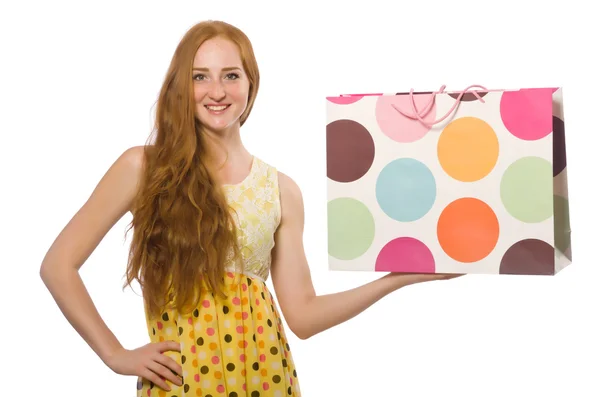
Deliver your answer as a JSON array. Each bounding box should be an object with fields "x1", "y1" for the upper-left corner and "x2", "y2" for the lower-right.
[
  {"x1": 157, "y1": 340, "x2": 181, "y2": 353},
  {"x1": 141, "y1": 368, "x2": 171, "y2": 392},
  {"x1": 155, "y1": 352, "x2": 184, "y2": 377},
  {"x1": 148, "y1": 359, "x2": 182, "y2": 386}
]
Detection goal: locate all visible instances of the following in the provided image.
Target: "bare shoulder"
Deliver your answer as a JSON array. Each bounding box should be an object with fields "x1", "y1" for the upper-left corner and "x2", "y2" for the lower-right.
[
  {"x1": 40, "y1": 145, "x2": 149, "y2": 273},
  {"x1": 276, "y1": 170, "x2": 304, "y2": 224}
]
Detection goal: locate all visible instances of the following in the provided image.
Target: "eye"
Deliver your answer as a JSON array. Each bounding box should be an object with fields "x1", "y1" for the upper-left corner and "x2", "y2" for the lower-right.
[
  {"x1": 192, "y1": 74, "x2": 206, "y2": 81},
  {"x1": 225, "y1": 73, "x2": 240, "y2": 80}
]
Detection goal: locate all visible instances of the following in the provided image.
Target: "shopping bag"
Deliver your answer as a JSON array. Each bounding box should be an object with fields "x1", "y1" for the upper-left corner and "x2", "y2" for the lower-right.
[{"x1": 325, "y1": 85, "x2": 571, "y2": 275}]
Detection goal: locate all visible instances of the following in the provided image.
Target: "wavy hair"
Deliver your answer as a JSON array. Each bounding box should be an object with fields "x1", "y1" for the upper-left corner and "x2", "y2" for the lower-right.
[{"x1": 124, "y1": 20, "x2": 260, "y2": 317}]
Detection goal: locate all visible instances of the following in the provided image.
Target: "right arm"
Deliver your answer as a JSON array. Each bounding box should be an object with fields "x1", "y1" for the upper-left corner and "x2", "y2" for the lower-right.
[{"x1": 39, "y1": 146, "x2": 182, "y2": 390}]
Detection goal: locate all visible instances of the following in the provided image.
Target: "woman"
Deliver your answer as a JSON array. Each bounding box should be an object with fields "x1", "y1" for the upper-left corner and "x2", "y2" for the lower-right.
[{"x1": 40, "y1": 20, "x2": 460, "y2": 396}]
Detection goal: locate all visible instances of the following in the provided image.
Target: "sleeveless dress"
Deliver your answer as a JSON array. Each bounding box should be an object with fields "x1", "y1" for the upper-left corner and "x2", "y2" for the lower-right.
[{"x1": 136, "y1": 156, "x2": 302, "y2": 397}]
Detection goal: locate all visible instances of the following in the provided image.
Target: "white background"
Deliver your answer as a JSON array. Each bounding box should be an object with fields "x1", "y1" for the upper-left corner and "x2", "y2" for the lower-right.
[{"x1": 2, "y1": 1, "x2": 599, "y2": 396}]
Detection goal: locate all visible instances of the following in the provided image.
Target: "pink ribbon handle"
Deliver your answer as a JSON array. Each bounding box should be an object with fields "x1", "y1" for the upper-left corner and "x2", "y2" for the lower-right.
[{"x1": 391, "y1": 84, "x2": 489, "y2": 127}]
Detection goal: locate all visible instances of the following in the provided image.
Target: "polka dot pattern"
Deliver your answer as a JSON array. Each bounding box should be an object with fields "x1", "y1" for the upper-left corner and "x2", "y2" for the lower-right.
[
  {"x1": 136, "y1": 158, "x2": 302, "y2": 396},
  {"x1": 326, "y1": 87, "x2": 571, "y2": 275}
]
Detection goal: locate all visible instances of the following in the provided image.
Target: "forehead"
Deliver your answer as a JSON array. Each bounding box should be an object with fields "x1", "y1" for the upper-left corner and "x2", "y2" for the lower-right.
[{"x1": 193, "y1": 37, "x2": 242, "y2": 68}]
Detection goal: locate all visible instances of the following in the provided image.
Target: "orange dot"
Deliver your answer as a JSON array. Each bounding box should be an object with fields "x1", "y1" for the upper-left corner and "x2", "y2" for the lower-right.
[
  {"x1": 192, "y1": 359, "x2": 198, "y2": 367},
  {"x1": 437, "y1": 198, "x2": 499, "y2": 263},
  {"x1": 214, "y1": 371, "x2": 222, "y2": 379},
  {"x1": 257, "y1": 313, "x2": 263, "y2": 320},
  {"x1": 235, "y1": 312, "x2": 242, "y2": 320},
  {"x1": 159, "y1": 336, "x2": 164, "y2": 342},
  {"x1": 243, "y1": 325, "x2": 249, "y2": 334},
  {"x1": 258, "y1": 341, "x2": 265, "y2": 348},
  {"x1": 158, "y1": 391, "x2": 166, "y2": 397},
  {"x1": 238, "y1": 341, "x2": 245, "y2": 348},
  {"x1": 437, "y1": 117, "x2": 499, "y2": 182},
  {"x1": 204, "y1": 314, "x2": 213, "y2": 322},
  {"x1": 241, "y1": 369, "x2": 246, "y2": 376},
  {"x1": 230, "y1": 284, "x2": 237, "y2": 292},
  {"x1": 196, "y1": 389, "x2": 202, "y2": 396},
  {"x1": 260, "y1": 369, "x2": 267, "y2": 377},
  {"x1": 253, "y1": 285, "x2": 258, "y2": 292},
  {"x1": 188, "y1": 331, "x2": 194, "y2": 339}
]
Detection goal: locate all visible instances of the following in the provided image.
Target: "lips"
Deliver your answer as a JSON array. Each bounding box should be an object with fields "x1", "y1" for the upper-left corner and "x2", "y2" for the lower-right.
[{"x1": 205, "y1": 104, "x2": 230, "y2": 114}]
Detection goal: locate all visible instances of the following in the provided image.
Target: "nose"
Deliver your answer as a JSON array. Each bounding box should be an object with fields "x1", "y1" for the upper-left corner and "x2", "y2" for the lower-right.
[{"x1": 208, "y1": 79, "x2": 226, "y2": 101}]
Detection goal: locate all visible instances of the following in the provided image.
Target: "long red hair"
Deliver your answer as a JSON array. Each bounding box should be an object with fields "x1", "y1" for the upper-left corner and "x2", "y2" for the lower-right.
[{"x1": 124, "y1": 20, "x2": 260, "y2": 317}]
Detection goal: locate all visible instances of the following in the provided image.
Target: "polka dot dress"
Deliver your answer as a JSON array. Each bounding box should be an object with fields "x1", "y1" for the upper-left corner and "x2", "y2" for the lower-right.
[{"x1": 136, "y1": 157, "x2": 301, "y2": 396}]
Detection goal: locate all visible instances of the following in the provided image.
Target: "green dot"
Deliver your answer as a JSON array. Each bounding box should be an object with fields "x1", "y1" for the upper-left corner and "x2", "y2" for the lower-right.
[
  {"x1": 327, "y1": 198, "x2": 375, "y2": 260},
  {"x1": 500, "y1": 157, "x2": 552, "y2": 223}
]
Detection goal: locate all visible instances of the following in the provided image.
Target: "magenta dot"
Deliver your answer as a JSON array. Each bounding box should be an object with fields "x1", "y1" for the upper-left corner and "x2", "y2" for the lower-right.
[
  {"x1": 194, "y1": 374, "x2": 200, "y2": 382},
  {"x1": 157, "y1": 322, "x2": 163, "y2": 330},
  {"x1": 240, "y1": 354, "x2": 246, "y2": 362},
  {"x1": 217, "y1": 384, "x2": 225, "y2": 393},
  {"x1": 232, "y1": 297, "x2": 241, "y2": 305},
  {"x1": 212, "y1": 356, "x2": 220, "y2": 365},
  {"x1": 500, "y1": 88, "x2": 553, "y2": 140},
  {"x1": 236, "y1": 326, "x2": 244, "y2": 334},
  {"x1": 327, "y1": 95, "x2": 364, "y2": 105},
  {"x1": 202, "y1": 300, "x2": 210, "y2": 308},
  {"x1": 207, "y1": 328, "x2": 215, "y2": 336},
  {"x1": 260, "y1": 354, "x2": 266, "y2": 362},
  {"x1": 263, "y1": 382, "x2": 270, "y2": 391},
  {"x1": 375, "y1": 93, "x2": 436, "y2": 143},
  {"x1": 257, "y1": 326, "x2": 264, "y2": 334},
  {"x1": 375, "y1": 237, "x2": 435, "y2": 273}
]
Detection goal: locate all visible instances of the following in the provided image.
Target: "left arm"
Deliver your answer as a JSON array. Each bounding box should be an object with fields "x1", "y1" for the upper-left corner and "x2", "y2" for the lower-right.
[{"x1": 270, "y1": 172, "x2": 455, "y2": 340}]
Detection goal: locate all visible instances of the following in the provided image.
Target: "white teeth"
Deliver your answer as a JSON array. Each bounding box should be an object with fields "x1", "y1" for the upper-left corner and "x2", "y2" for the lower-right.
[{"x1": 206, "y1": 105, "x2": 228, "y2": 111}]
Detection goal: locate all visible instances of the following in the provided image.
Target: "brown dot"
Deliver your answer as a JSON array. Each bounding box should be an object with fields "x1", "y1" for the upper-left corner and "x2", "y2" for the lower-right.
[
  {"x1": 447, "y1": 91, "x2": 489, "y2": 102},
  {"x1": 326, "y1": 119, "x2": 375, "y2": 183},
  {"x1": 500, "y1": 239, "x2": 555, "y2": 275},
  {"x1": 553, "y1": 116, "x2": 566, "y2": 176},
  {"x1": 270, "y1": 346, "x2": 278, "y2": 355}
]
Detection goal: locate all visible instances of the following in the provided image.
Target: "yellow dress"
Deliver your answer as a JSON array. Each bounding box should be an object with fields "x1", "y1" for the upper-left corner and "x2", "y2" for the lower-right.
[{"x1": 136, "y1": 156, "x2": 301, "y2": 397}]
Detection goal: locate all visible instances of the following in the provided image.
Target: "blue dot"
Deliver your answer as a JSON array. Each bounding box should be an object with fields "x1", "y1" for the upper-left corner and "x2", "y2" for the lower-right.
[{"x1": 376, "y1": 158, "x2": 437, "y2": 222}]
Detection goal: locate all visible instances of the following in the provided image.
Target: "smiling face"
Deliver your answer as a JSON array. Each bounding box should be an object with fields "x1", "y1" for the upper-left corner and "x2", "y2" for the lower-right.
[{"x1": 192, "y1": 36, "x2": 250, "y2": 135}]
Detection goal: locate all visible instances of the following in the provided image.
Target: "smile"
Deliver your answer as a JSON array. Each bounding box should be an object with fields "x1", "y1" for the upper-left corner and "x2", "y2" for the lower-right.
[{"x1": 205, "y1": 104, "x2": 230, "y2": 114}]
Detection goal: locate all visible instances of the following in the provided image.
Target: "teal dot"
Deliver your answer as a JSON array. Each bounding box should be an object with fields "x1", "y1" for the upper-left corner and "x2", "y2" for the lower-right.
[
  {"x1": 327, "y1": 198, "x2": 375, "y2": 260},
  {"x1": 376, "y1": 158, "x2": 437, "y2": 222}
]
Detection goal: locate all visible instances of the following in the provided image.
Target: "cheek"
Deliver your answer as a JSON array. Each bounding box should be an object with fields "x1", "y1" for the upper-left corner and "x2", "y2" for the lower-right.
[{"x1": 229, "y1": 84, "x2": 249, "y2": 104}]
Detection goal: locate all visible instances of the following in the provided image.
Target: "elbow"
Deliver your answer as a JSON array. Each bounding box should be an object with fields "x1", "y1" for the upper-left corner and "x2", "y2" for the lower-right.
[{"x1": 288, "y1": 321, "x2": 315, "y2": 341}]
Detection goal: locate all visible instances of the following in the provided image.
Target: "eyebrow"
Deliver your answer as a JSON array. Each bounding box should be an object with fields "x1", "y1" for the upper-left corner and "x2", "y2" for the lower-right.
[{"x1": 192, "y1": 67, "x2": 242, "y2": 72}]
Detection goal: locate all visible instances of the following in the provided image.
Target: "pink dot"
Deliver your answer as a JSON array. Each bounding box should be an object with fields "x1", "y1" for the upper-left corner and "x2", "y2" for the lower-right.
[
  {"x1": 191, "y1": 345, "x2": 196, "y2": 353},
  {"x1": 232, "y1": 297, "x2": 241, "y2": 305},
  {"x1": 260, "y1": 354, "x2": 266, "y2": 362},
  {"x1": 500, "y1": 88, "x2": 553, "y2": 140},
  {"x1": 242, "y1": 284, "x2": 248, "y2": 291},
  {"x1": 236, "y1": 326, "x2": 244, "y2": 334},
  {"x1": 217, "y1": 384, "x2": 225, "y2": 393},
  {"x1": 207, "y1": 328, "x2": 215, "y2": 336},
  {"x1": 375, "y1": 93, "x2": 436, "y2": 143},
  {"x1": 147, "y1": 389, "x2": 151, "y2": 396},
  {"x1": 188, "y1": 318, "x2": 193, "y2": 325},
  {"x1": 240, "y1": 354, "x2": 246, "y2": 362},
  {"x1": 257, "y1": 326, "x2": 264, "y2": 334},
  {"x1": 212, "y1": 356, "x2": 220, "y2": 365},
  {"x1": 375, "y1": 237, "x2": 435, "y2": 272},
  {"x1": 194, "y1": 374, "x2": 200, "y2": 382},
  {"x1": 202, "y1": 300, "x2": 210, "y2": 308},
  {"x1": 227, "y1": 272, "x2": 234, "y2": 278},
  {"x1": 241, "y1": 340, "x2": 248, "y2": 348},
  {"x1": 243, "y1": 383, "x2": 247, "y2": 391},
  {"x1": 263, "y1": 382, "x2": 270, "y2": 391},
  {"x1": 255, "y1": 299, "x2": 260, "y2": 306},
  {"x1": 242, "y1": 312, "x2": 249, "y2": 320},
  {"x1": 327, "y1": 95, "x2": 364, "y2": 105},
  {"x1": 157, "y1": 322, "x2": 163, "y2": 330}
]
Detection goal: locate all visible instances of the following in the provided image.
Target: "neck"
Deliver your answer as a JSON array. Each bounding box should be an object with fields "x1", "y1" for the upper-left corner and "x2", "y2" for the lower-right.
[{"x1": 201, "y1": 123, "x2": 250, "y2": 169}]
